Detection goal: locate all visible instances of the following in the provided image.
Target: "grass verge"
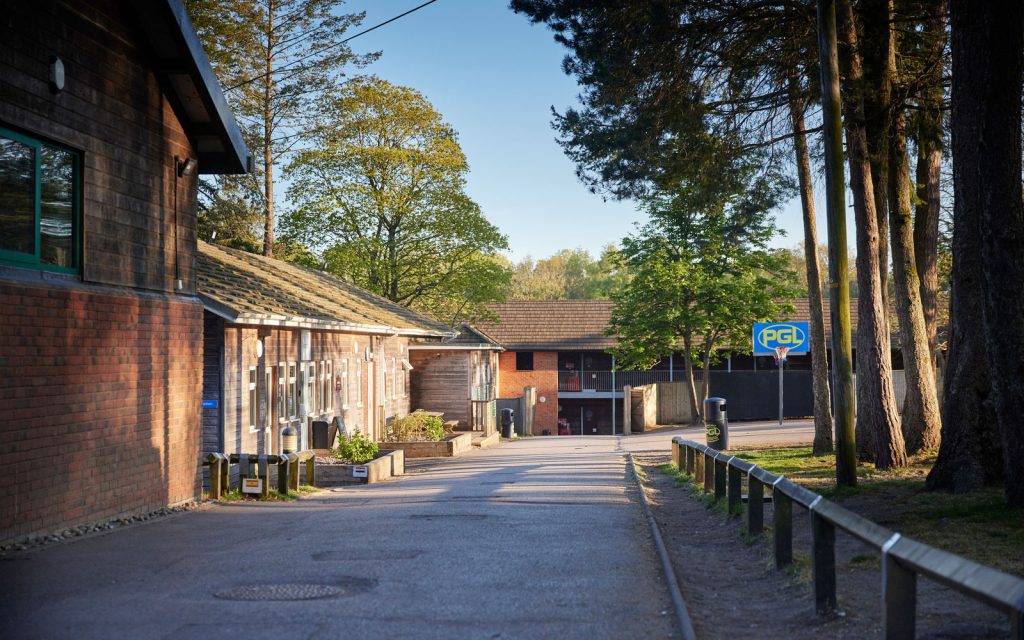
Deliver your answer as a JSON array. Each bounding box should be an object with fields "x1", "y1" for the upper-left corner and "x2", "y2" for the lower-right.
[
  {"x1": 218, "y1": 485, "x2": 320, "y2": 502},
  {"x1": 732, "y1": 446, "x2": 1024, "y2": 575}
]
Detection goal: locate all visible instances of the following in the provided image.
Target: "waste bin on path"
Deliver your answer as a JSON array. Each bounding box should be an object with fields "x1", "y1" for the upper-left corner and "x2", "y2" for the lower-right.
[
  {"x1": 500, "y1": 408, "x2": 515, "y2": 438},
  {"x1": 704, "y1": 397, "x2": 728, "y2": 450}
]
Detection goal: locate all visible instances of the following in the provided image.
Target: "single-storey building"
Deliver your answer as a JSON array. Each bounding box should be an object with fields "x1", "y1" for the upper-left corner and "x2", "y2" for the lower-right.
[
  {"x1": 197, "y1": 241, "x2": 453, "y2": 455},
  {"x1": 409, "y1": 325, "x2": 502, "y2": 435},
  {"x1": 0, "y1": 0, "x2": 248, "y2": 542}
]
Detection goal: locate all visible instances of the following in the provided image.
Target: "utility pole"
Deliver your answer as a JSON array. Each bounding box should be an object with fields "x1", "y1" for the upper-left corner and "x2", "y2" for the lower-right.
[{"x1": 816, "y1": 0, "x2": 857, "y2": 486}]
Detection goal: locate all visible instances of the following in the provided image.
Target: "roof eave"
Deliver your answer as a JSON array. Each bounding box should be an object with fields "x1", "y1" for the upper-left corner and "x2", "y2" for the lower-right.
[{"x1": 128, "y1": 0, "x2": 250, "y2": 175}]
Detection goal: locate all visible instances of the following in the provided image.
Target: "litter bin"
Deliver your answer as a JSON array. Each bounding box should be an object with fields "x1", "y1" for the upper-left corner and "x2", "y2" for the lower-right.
[
  {"x1": 704, "y1": 397, "x2": 728, "y2": 450},
  {"x1": 500, "y1": 408, "x2": 515, "y2": 438},
  {"x1": 281, "y1": 424, "x2": 298, "y2": 454}
]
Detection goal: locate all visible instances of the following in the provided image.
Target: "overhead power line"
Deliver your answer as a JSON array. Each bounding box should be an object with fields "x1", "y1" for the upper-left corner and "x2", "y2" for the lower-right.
[{"x1": 225, "y1": 0, "x2": 441, "y2": 92}]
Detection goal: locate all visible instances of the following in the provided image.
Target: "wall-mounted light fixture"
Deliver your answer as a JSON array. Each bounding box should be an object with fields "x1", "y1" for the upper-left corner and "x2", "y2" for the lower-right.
[
  {"x1": 176, "y1": 156, "x2": 196, "y2": 177},
  {"x1": 49, "y1": 56, "x2": 65, "y2": 93}
]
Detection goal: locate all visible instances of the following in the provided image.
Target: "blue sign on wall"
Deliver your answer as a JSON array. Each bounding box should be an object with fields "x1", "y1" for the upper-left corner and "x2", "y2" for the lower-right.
[
  {"x1": 202, "y1": 399, "x2": 219, "y2": 409},
  {"x1": 752, "y1": 322, "x2": 810, "y2": 355}
]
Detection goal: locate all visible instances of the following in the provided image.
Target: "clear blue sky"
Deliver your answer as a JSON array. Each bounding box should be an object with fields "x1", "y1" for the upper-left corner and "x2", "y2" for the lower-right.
[{"x1": 349, "y1": 0, "x2": 843, "y2": 262}]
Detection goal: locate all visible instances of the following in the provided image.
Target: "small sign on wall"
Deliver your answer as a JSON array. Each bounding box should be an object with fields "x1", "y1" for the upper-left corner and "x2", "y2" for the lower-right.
[
  {"x1": 241, "y1": 477, "x2": 263, "y2": 494},
  {"x1": 202, "y1": 399, "x2": 218, "y2": 409},
  {"x1": 352, "y1": 465, "x2": 368, "y2": 478}
]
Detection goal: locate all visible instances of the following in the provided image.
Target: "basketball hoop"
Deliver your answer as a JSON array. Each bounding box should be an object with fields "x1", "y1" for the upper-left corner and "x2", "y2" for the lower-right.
[{"x1": 773, "y1": 346, "x2": 790, "y2": 366}]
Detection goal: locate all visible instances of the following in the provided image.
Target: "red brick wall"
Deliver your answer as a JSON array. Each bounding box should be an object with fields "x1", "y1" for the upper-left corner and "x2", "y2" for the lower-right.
[
  {"x1": 0, "y1": 281, "x2": 202, "y2": 542},
  {"x1": 498, "y1": 351, "x2": 558, "y2": 434}
]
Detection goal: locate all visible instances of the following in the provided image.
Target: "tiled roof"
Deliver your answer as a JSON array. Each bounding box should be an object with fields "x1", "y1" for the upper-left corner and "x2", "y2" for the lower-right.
[
  {"x1": 433, "y1": 324, "x2": 502, "y2": 348},
  {"x1": 477, "y1": 298, "x2": 865, "y2": 351},
  {"x1": 197, "y1": 241, "x2": 452, "y2": 337},
  {"x1": 477, "y1": 301, "x2": 616, "y2": 350}
]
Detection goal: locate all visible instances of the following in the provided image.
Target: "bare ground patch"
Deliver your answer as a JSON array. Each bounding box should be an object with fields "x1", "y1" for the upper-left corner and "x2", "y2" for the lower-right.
[{"x1": 635, "y1": 454, "x2": 1014, "y2": 639}]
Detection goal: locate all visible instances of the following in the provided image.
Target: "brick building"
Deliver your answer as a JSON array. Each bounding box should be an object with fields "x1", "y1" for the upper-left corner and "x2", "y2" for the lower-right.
[
  {"x1": 197, "y1": 242, "x2": 452, "y2": 454},
  {"x1": 0, "y1": 0, "x2": 248, "y2": 542},
  {"x1": 477, "y1": 299, "x2": 878, "y2": 433}
]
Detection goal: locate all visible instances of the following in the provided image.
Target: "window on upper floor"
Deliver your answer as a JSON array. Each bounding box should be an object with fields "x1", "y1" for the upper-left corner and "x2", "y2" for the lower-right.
[
  {"x1": 516, "y1": 352, "x2": 534, "y2": 371},
  {"x1": 0, "y1": 127, "x2": 80, "y2": 273}
]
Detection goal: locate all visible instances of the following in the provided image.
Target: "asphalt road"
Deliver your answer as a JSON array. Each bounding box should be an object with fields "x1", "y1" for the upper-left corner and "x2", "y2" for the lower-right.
[{"x1": 0, "y1": 437, "x2": 676, "y2": 640}]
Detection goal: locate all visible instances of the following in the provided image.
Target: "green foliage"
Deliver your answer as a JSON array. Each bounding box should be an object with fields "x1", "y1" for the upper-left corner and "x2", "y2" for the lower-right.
[
  {"x1": 510, "y1": 245, "x2": 631, "y2": 300},
  {"x1": 185, "y1": 0, "x2": 376, "y2": 255},
  {"x1": 607, "y1": 155, "x2": 799, "y2": 373},
  {"x1": 384, "y1": 412, "x2": 447, "y2": 443},
  {"x1": 283, "y1": 77, "x2": 511, "y2": 325},
  {"x1": 333, "y1": 430, "x2": 379, "y2": 464}
]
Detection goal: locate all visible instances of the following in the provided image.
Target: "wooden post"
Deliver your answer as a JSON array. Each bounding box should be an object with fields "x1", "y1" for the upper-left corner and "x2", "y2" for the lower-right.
[
  {"x1": 304, "y1": 454, "x2": 315, "y2": 486},
  {"x1": 258, "y1": 455, "x2": 270, "y2": 498},
  {"x1": 703, "y1": 451, "x2": 715, "y2": 492},
  {"x1": 694, "y1": 448, "x2": 704, "y2": 484},
  {"x1": 685, "y1": 445, "x2": 695, "y2": 475},
  {"x1": 883, "y1": 546, "x2": 916, "y2": 639},
  {"x1": 237, "y1": 454, "x2": 249, "y2": 493},
  {"x1": 206, "y1": 454, "x2": 222, "y2": 499},
  {"x1": 278, "y1": 454, "x2": 290, "y2": 494},
  {"x1": 727, "y1": 462, "x2": 742, "y2": 516},
  {"x1": 622, "y1": 386, "x2": 632, "y2": 435},
  {"x1": 811, "y1": 508, "x2": 837, "y2": 614},
  {"x1": 219, "y1": 453, "x2": 229, "y2": 496},
  {"x1": 289, "y1": 456, "x2": 300, "y2": 492},
  {"x1": 714, "y1": 458, "x2": 727, "y2": 501},
  {"x1": 671, "y1": 439, "x2": 682, "y2": 468},
  {"x1": 774, "y1": 490, "x2": 793, "y2": 568},
  {"x1": 748, "y1": 477, "x2": 764, "y2": 535}
]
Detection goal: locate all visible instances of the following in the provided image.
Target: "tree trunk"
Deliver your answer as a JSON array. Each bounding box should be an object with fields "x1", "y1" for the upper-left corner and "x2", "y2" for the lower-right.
[
  {"x1": 858, "y1": 0, "x2": 891, "y2": 302},
  {"x1": 787, "y1": 70, "x2": 833, "y2": 455},
  {"x1": 261, "y1": 5, "x2": 275, "y2": 258},
  {"x1": 949, "y1": 0, "x2": 1024, "y2": 506},
  {"x1": 816, "y1": 0, "x2": 857, "y2": 486},
  {"x1": 836, "y1": 0, "x2": 906, "y2": 470},
  {"x1": 885, "y1": 32, "x2": 942, "y2": 455},
  {"x1": 913, "y1": 0, "x2": 947, "y2": 371},
  {"x1": 681, "y1": 341, "x2": 701, "y2": 424}
]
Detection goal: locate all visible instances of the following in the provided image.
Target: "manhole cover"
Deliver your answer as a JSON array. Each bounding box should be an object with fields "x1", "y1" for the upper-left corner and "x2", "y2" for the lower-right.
[{"x1": 214, "y1": 583, "x2": 354, "y2": 601}]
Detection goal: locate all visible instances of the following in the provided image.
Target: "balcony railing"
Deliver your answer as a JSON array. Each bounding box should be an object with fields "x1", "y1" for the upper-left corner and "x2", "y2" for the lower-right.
[
  {"x1": 558, "y1": 370, "x2": 689, "y2": 392},
  {"x1": 471, "y1": 384, "x2": 495, "y2": 401}
]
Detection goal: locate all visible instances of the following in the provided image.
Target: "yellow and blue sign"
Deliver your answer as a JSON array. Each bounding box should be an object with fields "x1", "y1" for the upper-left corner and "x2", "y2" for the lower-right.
[{"x1": 753, "y1": 322, "x2": 809, "y2": 355}]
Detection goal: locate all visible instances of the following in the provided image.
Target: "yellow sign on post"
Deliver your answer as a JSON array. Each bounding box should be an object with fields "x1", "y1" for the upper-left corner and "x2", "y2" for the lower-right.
[{"x1": 241, "y1": 477, "x2": 263, "y2": 494}]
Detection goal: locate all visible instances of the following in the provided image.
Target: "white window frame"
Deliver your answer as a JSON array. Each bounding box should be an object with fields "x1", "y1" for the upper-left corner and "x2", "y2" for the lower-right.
[
  {"x1": 287, "y1": 362, "x2": 297, "y2": 420},
  {"x1": 303, "y1": 361, "x2": 316, "y2": 416},
  {"x1": 323, "y1": 360, "x2": 333, "y2": 413},
  {"x1": 278, "y1": 362, "x2": 287, "y2": 423},
  {"x1": 247, "y1": 367, "x2": 258, "y2": 433}
]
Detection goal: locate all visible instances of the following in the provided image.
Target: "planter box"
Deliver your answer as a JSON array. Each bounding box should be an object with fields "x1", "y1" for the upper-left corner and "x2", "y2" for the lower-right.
[
  {"x1": 315, "y1": 450, "x2": 404, "y2": 487},
  {"x1": 383, "y1": 433, "x2": 473, "y2": 458}
]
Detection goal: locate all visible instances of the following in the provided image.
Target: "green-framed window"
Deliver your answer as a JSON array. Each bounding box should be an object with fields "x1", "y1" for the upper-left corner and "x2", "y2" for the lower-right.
[{"x1": 0, "y1": 126, "x2": 81, "y2": 273}]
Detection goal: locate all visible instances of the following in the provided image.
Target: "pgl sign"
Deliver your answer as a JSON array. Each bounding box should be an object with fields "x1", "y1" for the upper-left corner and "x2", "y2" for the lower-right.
[{"x1": 753, "y1": 322, "x2": 809, "y2": 355}]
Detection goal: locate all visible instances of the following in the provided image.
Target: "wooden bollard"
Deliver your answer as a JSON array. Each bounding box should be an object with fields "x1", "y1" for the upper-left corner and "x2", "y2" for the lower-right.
[
  {"x1": 727, "y1": 462, "x2": 742, "y2": 516},
  {"x1": 747, "y1": 475, "x2": 764, "y2": 535},
  {"x1": 773, "y1": 483, "x2": 793, "y2": 569},
  {"x1": 714, "y1": 457, "x2": 727, "y2": 501},
  {"x1": 811, "y1": 500, "x2": 837, "y2": 614}
]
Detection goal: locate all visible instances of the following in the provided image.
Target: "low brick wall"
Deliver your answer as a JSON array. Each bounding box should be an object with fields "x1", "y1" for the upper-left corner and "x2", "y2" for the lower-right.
[{"x1": 384, "y1": 433, "x2": 473, "y2": 458}]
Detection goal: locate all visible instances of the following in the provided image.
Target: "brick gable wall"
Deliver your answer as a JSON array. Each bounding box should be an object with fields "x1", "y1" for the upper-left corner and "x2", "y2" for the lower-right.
[{"x1": 498, "y1": 351, "x2": 558, "y2": 434}]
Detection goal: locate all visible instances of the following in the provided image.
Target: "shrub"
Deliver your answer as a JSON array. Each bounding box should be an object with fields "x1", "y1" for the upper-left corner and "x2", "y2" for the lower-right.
[
  {"x1": 333, "y1": 430, "x2": 379, "y2": 464},
  {"x1": 423, "y1": 416, "x2": 445, "y2": 441},
  {"x1": 383, "y1": 411, "x2": 449, "y2": 442}
]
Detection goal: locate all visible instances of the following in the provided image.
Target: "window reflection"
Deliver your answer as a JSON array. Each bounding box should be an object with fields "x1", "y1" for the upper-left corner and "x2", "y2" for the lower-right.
[
  {"x1": 0, "y1": 136, "x2": 36, "y2": 256},
  {"x1": 40, "y1": 145, "x2": 74, "y2": 267}
]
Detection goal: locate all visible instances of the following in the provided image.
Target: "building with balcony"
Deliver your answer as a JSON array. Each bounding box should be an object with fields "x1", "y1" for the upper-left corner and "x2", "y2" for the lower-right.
[{"x1": 476, "y1": 299, "x2": 877, "y2": 434}]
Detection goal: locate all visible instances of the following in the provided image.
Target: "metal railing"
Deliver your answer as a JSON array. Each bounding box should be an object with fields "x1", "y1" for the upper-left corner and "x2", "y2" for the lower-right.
[
  {"x1": 558, "y1": 369, "x2": 685, "y2": 392},
  {"x1": 670, "y1": 437, "x2": 1024, "y2": 639}
]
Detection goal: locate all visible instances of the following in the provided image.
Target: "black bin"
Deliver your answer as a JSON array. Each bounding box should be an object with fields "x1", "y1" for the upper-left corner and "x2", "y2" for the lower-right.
[
  {"x1": 704, "y1": 397, "x2": 728, "y2": 450},
  {"x1": 500, "y1": 408, "x2": 515, "y2": 438}
]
